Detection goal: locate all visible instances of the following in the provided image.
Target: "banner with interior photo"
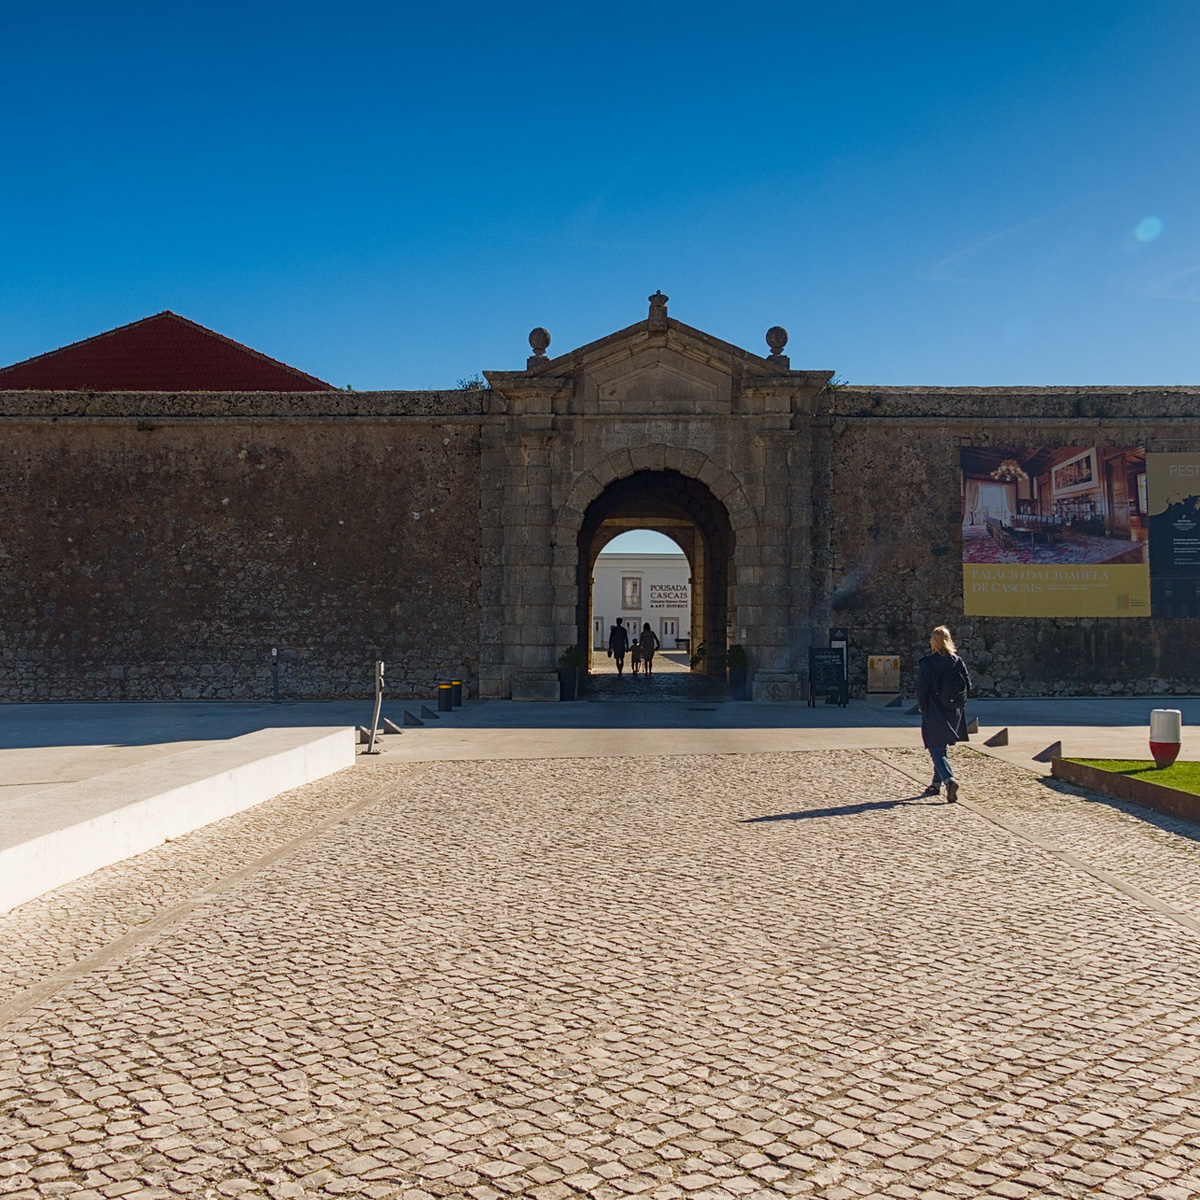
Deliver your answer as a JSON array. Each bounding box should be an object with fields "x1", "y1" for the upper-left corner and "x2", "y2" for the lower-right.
[
  {"x1": 961, "y1": 446, "x2": 1150, "y2": 617},
  {"x1": 1147, "y1": 452, "x2": 1200, "y2": 618}
]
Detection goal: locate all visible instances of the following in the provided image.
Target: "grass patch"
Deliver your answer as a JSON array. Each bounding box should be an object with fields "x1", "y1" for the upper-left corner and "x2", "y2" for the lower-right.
[{"x1": 1068, "y1": 758, "x2": 1200, "y2": 796}]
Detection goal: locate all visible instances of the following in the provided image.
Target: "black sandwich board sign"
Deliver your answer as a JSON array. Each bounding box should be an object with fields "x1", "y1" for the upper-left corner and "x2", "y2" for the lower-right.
[{"x1": 808, "y1": 647, "x2": 849, "y2": 707}]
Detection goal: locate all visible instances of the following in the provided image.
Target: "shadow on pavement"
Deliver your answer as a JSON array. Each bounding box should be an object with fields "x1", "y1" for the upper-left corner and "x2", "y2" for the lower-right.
[{"x1": 743, "y1": 794, "x2": 942, "y2": 822}]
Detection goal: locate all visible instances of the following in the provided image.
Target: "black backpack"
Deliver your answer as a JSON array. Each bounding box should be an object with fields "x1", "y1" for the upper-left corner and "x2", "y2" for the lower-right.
[{"x1": 936, "y1": 664, "x2": 968, "y2": 711}]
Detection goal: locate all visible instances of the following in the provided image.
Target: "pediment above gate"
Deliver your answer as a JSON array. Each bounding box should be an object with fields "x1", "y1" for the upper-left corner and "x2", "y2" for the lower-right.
[{"x1": 483, "y1": 293, "x2": 833, "y2": 417}]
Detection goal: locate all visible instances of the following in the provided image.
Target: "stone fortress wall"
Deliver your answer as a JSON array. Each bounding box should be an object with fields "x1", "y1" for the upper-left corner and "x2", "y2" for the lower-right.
[
  {"x1": 0, "y1": 390, "x2": 483, "y2": 700},
  {"x1": 3, "y1": 308, "x2": 1200, "y2": 702},
  {"x1": 825, "y1": 385, "x2": 1200, "y2": 697}
]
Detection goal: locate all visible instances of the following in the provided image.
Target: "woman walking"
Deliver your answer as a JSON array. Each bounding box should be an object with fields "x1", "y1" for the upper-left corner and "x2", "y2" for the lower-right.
[
  {"x1": 916, "y1": 625, "x2": 971, "y2": 803},
  {"x1": 640, "y1": 623, "x2": 661, "y2": 676}
]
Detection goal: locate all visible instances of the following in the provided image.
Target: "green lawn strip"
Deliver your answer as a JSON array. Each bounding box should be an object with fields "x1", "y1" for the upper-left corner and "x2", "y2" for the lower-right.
[{"x1": 1067, "y1": 758, "x2": 1200, "y2": 796}]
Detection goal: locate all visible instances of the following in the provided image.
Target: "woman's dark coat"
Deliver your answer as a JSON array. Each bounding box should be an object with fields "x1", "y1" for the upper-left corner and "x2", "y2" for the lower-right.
[{"x1": 916, "y1": 652, "x2": 971, "y2": 749}]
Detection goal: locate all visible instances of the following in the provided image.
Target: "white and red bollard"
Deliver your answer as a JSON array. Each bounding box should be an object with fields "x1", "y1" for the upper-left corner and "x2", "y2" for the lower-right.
[{"x1": 1149, "y1": 708, "x2": 1182, "y2": 769}]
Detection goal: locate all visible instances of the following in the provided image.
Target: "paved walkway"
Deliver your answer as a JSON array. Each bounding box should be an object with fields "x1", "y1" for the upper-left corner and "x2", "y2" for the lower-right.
[{"x1": 3, "y1": 728, "x2": 1200, "y2": 1198}]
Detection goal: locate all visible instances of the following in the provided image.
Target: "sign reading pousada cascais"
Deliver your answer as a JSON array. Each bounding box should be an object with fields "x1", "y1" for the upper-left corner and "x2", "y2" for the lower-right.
[
  {"x1": 649, "y1": 582, "x2": 689, "y2": 609},
  {"x1": 961, "y1": 446, "x2": 1150, "y2": 618}
]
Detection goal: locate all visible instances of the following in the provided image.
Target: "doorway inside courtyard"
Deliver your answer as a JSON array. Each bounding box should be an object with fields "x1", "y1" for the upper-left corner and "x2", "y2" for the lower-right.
[{"x1": 576, "y1": 470, "x2": 734, "y2": 699}]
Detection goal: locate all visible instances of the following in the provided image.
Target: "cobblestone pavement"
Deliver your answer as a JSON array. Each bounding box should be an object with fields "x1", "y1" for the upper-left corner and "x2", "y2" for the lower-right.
[{"x1": 2, "y1": 749, "x2": 1200, "y2": 1200}]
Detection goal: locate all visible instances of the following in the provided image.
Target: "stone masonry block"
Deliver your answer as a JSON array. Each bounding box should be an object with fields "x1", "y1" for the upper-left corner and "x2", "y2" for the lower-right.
[
  {"x1": 555, "y1": 506, "x2": 585, "y2": 536},
  {"x1": 754, "y1": 584, "x2": 792, "y2": 607},
  {"x1": 521, "y1": 645, "x2": 555, "y2": 670},
  {"x1": 591, "y1": 459, "x2": 620, "y2": 487},
  {"x1": 571, "y1": 470, "x2": 602, "y2": 505},
  {"x1": 725, "y1": 504, "x2": 756, "y2": 532},
  {"x1": 629, "y1": 446, "x2": 653, "y2": 471},
  {"x1": 647, "y1": 444, "x2": 667, "y2": 471},
  {"x1": 709, "y1": 474, "x2": 743, "y2": 503},
  {"x1": 757, "y1": 627, "x2": 793, "y2": 651},
  {"x1": 523, "y1": 584, "x2": 555, "y2": 606}
]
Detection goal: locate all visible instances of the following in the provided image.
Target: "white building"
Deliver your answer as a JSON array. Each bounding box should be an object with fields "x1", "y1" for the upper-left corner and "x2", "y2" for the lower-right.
[{"x1": 591, "y1": 553, "x2": 691, "y2": 650}]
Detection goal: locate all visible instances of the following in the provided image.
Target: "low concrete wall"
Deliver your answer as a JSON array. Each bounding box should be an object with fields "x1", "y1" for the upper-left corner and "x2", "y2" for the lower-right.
[
  {"x1": 1051, "y1": 757, "x2": 1200, "y2": 826},
  {"x1": 0, "y1": 725, "x2": 356, "y2": 914}
]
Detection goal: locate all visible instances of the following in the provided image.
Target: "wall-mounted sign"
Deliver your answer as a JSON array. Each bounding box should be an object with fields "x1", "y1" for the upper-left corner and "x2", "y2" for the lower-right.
[
  {"x1": 1148, "y1": 453, "x2": 1200, "y2": 618},
  {"x1": 649, "y1": 582, "x2": 689, "y2": 609},
  {"x1": 961, "y1": 445, "x2": 1150, "y2": 617}
]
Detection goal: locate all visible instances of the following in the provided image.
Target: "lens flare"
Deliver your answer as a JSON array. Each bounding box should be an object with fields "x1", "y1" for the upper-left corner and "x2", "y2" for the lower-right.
[{"x1": 1135, "y1": 215, "x2": 1164, "y2": 242}]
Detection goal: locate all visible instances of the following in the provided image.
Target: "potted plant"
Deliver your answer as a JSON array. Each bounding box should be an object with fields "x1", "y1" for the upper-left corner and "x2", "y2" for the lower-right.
[
  {"x1": 558, "y1": 644, "x2": 586, "y2": 700},
  {"x1": 727, "y1": 643, "x2": 749, "y2": 700}
]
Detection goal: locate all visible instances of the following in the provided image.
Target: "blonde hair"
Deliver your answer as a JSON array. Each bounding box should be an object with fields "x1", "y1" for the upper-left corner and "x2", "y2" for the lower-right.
[{"x1": 930, "y1": 625, "x2": 956, "y2": 655}]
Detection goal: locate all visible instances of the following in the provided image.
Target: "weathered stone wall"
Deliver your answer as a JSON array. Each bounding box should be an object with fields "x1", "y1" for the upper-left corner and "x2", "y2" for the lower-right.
[
  {"x1": 826, "y1": 385, "x2": 1200, "y2": 697},
  {"x1": 0, "y1": 391, "x2": 483, "y2": 700},
  {"x1": 5, "y1": 363, "x2": 1200, "y2": 704}
]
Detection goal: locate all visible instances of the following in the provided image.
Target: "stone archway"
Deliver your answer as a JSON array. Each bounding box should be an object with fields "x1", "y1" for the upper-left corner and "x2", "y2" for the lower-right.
[
  {"x1": 481, "y1": 299, "x2": 831, "y2": 703},
  {"x1": 576, "y1": 470, "x2": 735, "y2": 679}
]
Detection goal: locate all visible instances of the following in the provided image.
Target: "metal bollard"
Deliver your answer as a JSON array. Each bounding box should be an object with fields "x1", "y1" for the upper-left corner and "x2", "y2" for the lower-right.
[
  {"x1": 438, "y1": 683, "x2": 453, "y2": 712},
  {"x1": 366, "y1": 661, "x2": 385, "y2": 754},
  {"x1": 271, "y1": 647, "x2": 280, "y2": 704},
  {"x1": 451, "y1": 679, "x2": 463, "y2": 707}
]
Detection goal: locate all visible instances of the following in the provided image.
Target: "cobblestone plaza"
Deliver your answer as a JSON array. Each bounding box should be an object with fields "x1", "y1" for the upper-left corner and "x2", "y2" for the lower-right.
[{"x1": 3, "y1": 745, "x2": 1200, "y2": 1199}]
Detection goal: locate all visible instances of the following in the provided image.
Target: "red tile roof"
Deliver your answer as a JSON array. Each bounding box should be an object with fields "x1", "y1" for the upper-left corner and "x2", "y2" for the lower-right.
[{"x1": 0, "y1": 311, "x2": 335, "y2": 392}]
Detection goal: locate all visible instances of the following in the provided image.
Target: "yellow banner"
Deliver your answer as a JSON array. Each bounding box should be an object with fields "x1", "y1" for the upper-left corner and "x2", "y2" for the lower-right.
[{"x1": 964, "y1": 563, "x2": 1151, "y2": 617}]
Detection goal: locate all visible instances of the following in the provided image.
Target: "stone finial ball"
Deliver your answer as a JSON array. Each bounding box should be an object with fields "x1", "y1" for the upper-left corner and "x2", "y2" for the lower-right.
[
  {"x1": 528, "y1": 327, "x2": 551, "y2": 356},
  {"x1": 766, "y1": 326, "x2": 789, "y2": 355}
]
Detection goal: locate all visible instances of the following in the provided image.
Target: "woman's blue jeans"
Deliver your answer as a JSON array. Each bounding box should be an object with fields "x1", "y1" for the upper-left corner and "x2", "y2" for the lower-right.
[{"x1": 928, "y1": 745, "x2": 954, "y2": 784}]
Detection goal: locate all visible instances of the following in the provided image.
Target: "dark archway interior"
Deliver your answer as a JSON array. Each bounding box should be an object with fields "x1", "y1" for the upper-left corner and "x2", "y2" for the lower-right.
[{"x1": 578, "y1": 470, "x2": 735, "y2": 678}]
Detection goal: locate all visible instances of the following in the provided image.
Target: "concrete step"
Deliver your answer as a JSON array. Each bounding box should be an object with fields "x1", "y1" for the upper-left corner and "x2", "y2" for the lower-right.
[
  {"x1": 585, "y1": 671, "x2": 728, "y2": 704},
  {"x1": 0, "y1": 726, "x2": 356, "y2": 915}
]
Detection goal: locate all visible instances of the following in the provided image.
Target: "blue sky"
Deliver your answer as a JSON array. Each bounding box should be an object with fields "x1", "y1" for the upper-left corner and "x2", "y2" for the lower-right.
[
  {"x1": 600, "y1": 530, "x2": 684, "y2": 556},
  {"x1": 3, "y1": 2, "x2": 1199, "y2": 390}
]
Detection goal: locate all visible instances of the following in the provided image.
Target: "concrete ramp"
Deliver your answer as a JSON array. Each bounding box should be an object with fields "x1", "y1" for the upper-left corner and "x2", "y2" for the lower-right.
[{"x1": 0, "y1": 726, "x2": 355, "y2": 914}]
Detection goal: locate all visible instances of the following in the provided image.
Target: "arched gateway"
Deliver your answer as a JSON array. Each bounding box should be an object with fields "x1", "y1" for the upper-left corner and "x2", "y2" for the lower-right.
[
  {"x1": 479, "y1": 293, "x2": 835, "y2": 701},
  {"x1": 574, "y1": 468, "x2": 738, "y2": 679}
]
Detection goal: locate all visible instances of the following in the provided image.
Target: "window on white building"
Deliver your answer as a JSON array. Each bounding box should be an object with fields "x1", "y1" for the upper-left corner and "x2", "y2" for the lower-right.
[{"x1": 621, "y1": 577, "x2": 641, "y2": 610}]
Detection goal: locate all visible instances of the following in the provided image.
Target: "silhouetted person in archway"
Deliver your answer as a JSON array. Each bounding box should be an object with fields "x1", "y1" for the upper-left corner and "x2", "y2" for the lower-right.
[
  {"x1": 640, "y1": 623, "x2": 661, "y2": 676},
  {"x1": 630, "y1": 638, "x2": 642, "y2": 675},
  {"x1": 607, "y1": 617, "x2": 630, "y2": 675}
]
